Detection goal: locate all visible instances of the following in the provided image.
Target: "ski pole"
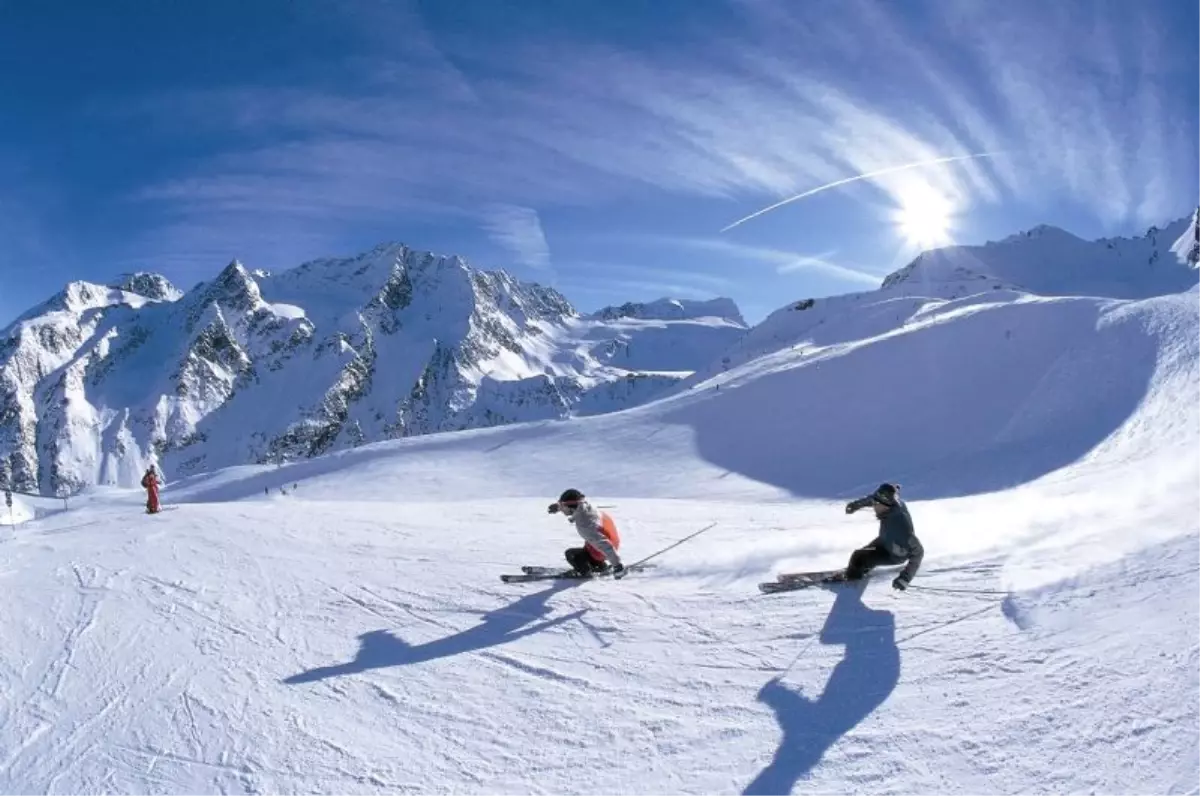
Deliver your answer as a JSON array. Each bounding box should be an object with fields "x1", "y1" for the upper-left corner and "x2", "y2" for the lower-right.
[
  {"x1": 908, "y1": 583, "x2": 1011, "y2": 596},
  {"x1": 626, "y1": 522, "x2": 718, "y2": 569}
]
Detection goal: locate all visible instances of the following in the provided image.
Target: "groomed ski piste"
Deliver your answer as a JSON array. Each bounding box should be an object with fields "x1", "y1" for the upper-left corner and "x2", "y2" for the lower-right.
[{"x1": 1, "y1": 281, "x2": 1197, "y2": 794}]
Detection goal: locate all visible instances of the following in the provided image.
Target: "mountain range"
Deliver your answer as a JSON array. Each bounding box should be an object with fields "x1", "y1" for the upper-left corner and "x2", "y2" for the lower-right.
[
  {"x1": 1, "y1": 211, "x2": 1195, "y2": 496},
  {"x1": 0, "y1": 245, "x2": 748, "y2": 495}
]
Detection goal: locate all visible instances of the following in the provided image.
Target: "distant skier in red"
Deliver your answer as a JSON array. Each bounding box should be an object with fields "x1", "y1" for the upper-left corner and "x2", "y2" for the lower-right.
[{"x1": 141, "y1": 466, "x2": 160, "y2": 514}]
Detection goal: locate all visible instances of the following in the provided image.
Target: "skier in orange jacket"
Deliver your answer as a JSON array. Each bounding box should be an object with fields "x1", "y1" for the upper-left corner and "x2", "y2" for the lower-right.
[
  {"x1": 141, "y1": 466, "x2": 160, "y2": 514},
  {"x1": 547, "y1": 488, "x2": 626, "y2": 578}
]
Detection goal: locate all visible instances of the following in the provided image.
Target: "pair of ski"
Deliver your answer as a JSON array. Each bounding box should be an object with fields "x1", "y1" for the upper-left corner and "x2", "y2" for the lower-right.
[
  {"x1": 501, "y1": 563, "x2": 853, "y2": 592},
  {"x1": 758, "y1": 569, "x2": 850, "y2": 594},
  {"x1": 500, "y1": 563, "x2": 656, "y2": 583}
]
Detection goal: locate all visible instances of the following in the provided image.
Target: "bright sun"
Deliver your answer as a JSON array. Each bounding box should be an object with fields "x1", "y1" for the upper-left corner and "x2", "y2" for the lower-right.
[{"x1": 892, "y1": 185, "x2": 956, "y2": 249}]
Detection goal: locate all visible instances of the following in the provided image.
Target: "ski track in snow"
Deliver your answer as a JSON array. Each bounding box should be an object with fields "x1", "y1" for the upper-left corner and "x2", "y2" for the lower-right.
[{"x1": 1, "y1": 495, "x2": 1195, "y2": 794}]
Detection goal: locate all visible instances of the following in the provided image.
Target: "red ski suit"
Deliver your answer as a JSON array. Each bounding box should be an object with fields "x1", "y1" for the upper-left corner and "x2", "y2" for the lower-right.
[{"x1": 141, "y1": 470, "x2": 160, "y2": 514}]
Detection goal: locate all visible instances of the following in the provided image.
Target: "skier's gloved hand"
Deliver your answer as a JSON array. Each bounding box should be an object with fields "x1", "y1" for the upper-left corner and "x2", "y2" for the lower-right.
[
  {"x1": 892, "y1": 573, "x2": 911, "y2": 591},
  {"x1": 611, "y1": 563, "x2": 627, "y2": 580},
  {"x1": 845, "y1": 502, "x2": 857, "y2": 514},
  {"x1": 547, "y1": 502, "x2": 560, "y2": 514}
]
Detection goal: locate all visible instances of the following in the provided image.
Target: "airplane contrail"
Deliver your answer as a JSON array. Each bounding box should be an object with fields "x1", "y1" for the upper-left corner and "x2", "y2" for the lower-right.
[{"x1": 719, "y1": 151, "x2": 1003, "y2": 233}]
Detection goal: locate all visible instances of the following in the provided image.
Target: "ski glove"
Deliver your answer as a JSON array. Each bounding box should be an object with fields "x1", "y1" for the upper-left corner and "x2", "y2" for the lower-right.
[
  {"x1": 547, "y1": 502, "x2": 560, "y2": 514},
  {"x1": 845, "y1": 502, "x2": 857, "y2": 514},
  {"x1": 892, "y1": 572, "x2": 911, "y2": 591},
  {"x1": 611, "y1": 563, "x2": 627, "y2": 580}
]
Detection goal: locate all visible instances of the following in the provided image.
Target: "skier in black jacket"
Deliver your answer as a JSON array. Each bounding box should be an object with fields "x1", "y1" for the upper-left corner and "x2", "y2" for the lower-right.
[{"x1": 843, "y1": 482, "x2": 923, "y2": 590}]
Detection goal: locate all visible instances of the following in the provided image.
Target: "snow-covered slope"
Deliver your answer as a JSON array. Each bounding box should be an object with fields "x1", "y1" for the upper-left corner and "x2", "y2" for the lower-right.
[
  {"x1": 0, "y1": 254, "x2": 1195, "y2": 793},
  {"x1": 161, "y1": 285, "x2": 1196, "y2": 521},
  {"x1": 677, "y1": 212, "x2": 1198, "y2": 395},
  {"x1": 883, "y1": 210, "x2": 1199, "y2": 299},
  {"x1": 0, "y1": 246, "x2": 746, "y2": 495},
  {"x1": 582, "y1": 298, "x2": 750, "y2": 376}
]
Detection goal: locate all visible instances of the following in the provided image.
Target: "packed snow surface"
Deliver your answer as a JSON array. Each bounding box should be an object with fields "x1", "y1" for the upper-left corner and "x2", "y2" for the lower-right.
[{"x1": 0, "y1": 278, "x2": 1196, "y2": 793}]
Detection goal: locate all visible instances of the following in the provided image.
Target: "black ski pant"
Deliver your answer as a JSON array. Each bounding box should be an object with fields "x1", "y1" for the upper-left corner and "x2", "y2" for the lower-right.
[
  {"x1": 565, "y1": 546, "x2": 609, "y2": 575},
  {"x1": 845, "y1": 542, "x2": 903, "y2": 580}
]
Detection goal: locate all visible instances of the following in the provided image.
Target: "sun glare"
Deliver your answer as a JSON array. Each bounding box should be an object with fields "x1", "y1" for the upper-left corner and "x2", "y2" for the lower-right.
[{"x1": 892, "y1": 185, "x2": 956, "y2": 249}]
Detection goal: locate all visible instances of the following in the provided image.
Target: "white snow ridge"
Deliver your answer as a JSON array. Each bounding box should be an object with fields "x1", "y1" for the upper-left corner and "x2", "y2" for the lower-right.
[{"x1": 0, "y1": 215, "x2": 1197, "y2": 795}]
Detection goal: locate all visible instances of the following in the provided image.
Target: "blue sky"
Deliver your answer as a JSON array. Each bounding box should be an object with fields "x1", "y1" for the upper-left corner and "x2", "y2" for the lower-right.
[{"x1": 1, "y1": 0, "x2": 1196, "y2": 326}]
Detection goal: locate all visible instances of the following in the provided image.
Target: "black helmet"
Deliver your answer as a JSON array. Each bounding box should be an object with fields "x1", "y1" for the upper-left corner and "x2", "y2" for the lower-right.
[
  {"x1": 872, "y1": 482, "x2": 899, "y2": 506},
  {"x1": 558, "y1": 488, "x2": 584, "y2": 506}
]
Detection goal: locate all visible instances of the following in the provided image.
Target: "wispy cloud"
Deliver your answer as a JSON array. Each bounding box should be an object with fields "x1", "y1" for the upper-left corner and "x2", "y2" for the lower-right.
[
  {"x1": 569, "y1": 279, "x2": 719, "y2": 303},
  {"x1": 481, "y1": 204, "x2": 552, "y2": 271},
  {"x1": 625, "y1": 235, "x2": 883, "y2": 284},
  {"x1": 567, "y1": 261, "x2": 739, "y2": 295},
  {"x1": 719, "y1": 152, "x2": 1005, "y2": 233},
  {"x1": 111, "y1": 0, "x2": 1194, "y2": 271},
  {"x1": 552, "y1": 260, "x2": 749, "y2": 315}
]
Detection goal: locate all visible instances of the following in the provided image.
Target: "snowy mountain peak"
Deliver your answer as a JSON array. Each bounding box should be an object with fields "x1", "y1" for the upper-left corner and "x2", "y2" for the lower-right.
[
  {"x1": 208, "y1": 259, "x2": 263, "y2": 305},
  {"x1": 883, "y1": 214, "x2": 1198, "y2": 300},
  {"x1": 290, "y1": 242, "x2": 414, "y2": 283},
  {"x1": 1000, "y1": 223, "x2": 1076, "y2": 243},
  {"x1": 1170, "y1": 207, "x2": 1200, "y2": 268},
  {"x1": 473, "y1": 270, "x2": 575, "y2": 322},
  {"x1": 113, "y1": 272, "x2": 183, "y2": 302},
  {"x1": 0, "y1": 243, "x2": 745, "y2": 495},
  {"x1": 3, "y1": 278, "x2": 168, "y2": 335},
  {"x1": 591, "y1": 297, "x2": 746, "y2": 326},
  {"x1": 42, "y1": 280, "x2": 146, "y2": 316},
  {"x1": 182, "y1": 260, "x2": 266, "y2": 331}
]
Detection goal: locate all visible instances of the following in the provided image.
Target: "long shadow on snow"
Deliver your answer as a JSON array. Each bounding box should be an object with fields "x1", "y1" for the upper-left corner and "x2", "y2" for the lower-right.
[
  {"x1": 283, "y1": 580, "x2": 581, "y2": 684},
  {"x1": 663, "y1": 297, "x2": 1158, "y2": 500},
  {"x1": 744, "y1": 581, "x2": 898, "y2": 795}
]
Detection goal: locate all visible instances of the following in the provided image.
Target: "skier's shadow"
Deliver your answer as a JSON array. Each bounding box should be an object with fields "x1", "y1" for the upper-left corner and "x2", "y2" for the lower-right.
[
  {"x1": 743, "y1": 581, "x2": 899, "y2": 795},
  {"x1": 283, "y1": 580, "x2": 583, "y2": 684}
]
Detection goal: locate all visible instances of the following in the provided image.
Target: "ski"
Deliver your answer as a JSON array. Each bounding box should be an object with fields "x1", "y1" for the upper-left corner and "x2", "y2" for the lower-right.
[
  {"x1": 759, "y1": 570, "x2": 850, "y2": 594},
  {"x1": 520, "y1": 563, "x2": 657, "y2": 576},
  {"x1": 501, "y1": 570, "x2": 581, "y2": 583},
  {"x1": 521, "y1": 565, "x2": 570, "y2": 575},
  {"x1": 502, "y1": 563, "x2": 654, "y2": 583},
  {"x1": 776, "y1": 568, "x2": 846, "y2": 584}
]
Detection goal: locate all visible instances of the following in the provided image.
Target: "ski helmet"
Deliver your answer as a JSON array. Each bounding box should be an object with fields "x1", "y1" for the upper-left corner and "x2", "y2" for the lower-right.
[
  {"x1": 871, "y1": 482, "x2": 899, "y2": 506},
  {"x1": 558, "y1": 488, "x2": 584, "y2": 506}
]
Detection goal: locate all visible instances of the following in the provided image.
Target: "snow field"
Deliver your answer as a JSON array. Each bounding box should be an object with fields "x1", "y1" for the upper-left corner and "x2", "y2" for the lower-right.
[
  {"x1": 0, "y1": 486, "x2": 1194, "y2": 793},
  {"x1": 0, "y1": 252, "x2": 1196, "y2": 792}
]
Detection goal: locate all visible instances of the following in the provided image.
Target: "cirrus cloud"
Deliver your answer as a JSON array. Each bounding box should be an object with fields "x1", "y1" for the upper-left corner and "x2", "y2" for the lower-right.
[
  {"x1": 482, "y1": 204, "x2": 552, "y2": 271},
  {"x1": 108, "y1": 0, "x2": 1195, "y2": 280}
]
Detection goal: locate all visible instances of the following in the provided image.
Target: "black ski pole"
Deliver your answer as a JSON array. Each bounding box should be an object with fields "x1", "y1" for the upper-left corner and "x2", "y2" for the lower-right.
[{"x1": 626, "y1": 522, "x2": 718, "y2": 569}]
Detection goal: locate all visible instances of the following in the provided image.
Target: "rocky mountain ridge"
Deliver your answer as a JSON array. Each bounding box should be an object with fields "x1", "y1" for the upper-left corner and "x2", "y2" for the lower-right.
[{"x1": 0, "y1": 244, "x2": 747, "y2": 495}]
